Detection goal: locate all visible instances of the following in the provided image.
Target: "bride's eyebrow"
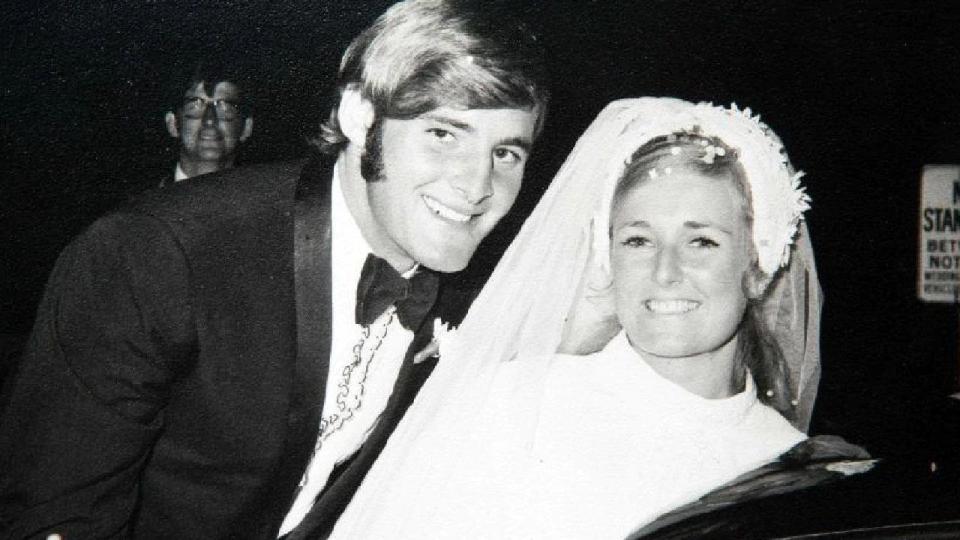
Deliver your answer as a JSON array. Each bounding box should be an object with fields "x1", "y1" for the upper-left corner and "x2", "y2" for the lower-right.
[{"x1": 684, "y1": 221, "x2": 732, "y2": 235}]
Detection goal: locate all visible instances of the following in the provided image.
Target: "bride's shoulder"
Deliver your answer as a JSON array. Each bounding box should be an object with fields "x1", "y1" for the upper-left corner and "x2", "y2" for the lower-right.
[
  {"x1": 494, "y1": 350, "x2": 606, "y2": 389},
  {"x1": 490, "y1": 350, "x2": 600, "y2": 379},
  {"x1": 482, "y1": 352, "x2": 610, "y2": 417},
  {"x1": 503, "y1": 349, "x2": 604, "y2": 371}
]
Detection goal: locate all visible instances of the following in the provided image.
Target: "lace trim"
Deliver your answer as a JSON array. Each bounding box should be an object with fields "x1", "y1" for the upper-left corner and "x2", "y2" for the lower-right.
[{"x1": 297, "y1": 306, "x2": 397, "y2": 489}]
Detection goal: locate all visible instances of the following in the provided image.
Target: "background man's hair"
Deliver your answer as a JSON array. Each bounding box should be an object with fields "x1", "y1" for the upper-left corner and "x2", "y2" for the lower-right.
[
  {"x1": 166, "y1": 57, "x2": 253, "y2": 115},
  {"x1": 314, "y1": 0, "x2": 550, "y2": 155}
]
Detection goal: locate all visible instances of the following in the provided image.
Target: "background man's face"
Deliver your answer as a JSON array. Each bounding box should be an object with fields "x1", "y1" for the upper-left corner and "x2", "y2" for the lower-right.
[
  {"x1": 171, "y1": 80, "x2": 251, "y2": 170},
  {"x1": 366, "y1": 106, "x2": 537, "y2": 272}
]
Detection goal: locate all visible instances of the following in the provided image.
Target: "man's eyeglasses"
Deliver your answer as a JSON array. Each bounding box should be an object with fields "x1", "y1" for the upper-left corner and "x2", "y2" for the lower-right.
[{"x1": 182, "y1": 97, "x2": 243, "y2": 121}]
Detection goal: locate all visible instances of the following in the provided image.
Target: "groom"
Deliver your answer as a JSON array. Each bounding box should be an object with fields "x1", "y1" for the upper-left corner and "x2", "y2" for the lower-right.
[{"x1": 0, "y1": 1, "x2": 549, "y2": 538}]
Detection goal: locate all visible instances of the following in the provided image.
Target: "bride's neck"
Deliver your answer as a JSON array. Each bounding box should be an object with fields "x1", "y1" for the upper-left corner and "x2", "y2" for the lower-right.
[{"x1": 636, "y1": 335, "x2": 745, "y2": 399}]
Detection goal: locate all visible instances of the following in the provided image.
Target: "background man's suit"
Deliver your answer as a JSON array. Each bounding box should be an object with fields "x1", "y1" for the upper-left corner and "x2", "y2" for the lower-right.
[{"x1": 0, "y1": 153, "x2": 465, "y2": 539}]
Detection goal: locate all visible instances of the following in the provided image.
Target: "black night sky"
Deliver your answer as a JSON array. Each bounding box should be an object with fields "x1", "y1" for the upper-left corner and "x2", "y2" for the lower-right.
[{"x1": 2, "y1": 0, "x2": 959, "y2": 464}]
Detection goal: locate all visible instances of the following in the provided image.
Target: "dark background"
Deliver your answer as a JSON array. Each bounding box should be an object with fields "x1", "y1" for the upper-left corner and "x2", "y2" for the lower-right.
[{"x1": 2, "y1": 0, "x2": 958, "y2": 465}]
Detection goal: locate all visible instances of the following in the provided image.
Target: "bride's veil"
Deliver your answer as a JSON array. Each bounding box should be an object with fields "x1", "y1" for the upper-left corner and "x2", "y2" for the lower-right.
[{"x1": 331, "y1": 97, "x2": 821, "y2": 534}]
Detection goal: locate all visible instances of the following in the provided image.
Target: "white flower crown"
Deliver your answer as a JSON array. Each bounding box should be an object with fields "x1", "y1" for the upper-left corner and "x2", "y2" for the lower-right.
[{"x1": 593, "y1": 99, "x2": 811, "y2": 276}]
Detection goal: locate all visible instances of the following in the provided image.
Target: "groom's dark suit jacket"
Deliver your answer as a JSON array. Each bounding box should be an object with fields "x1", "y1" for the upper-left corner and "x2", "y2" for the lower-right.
[{"x1": 0, "y1": 154, "x2": 464, "y2": 539}]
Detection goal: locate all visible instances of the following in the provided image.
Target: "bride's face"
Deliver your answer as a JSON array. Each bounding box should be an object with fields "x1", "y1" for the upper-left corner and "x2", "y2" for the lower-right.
[{"x1": 609, "y1": 167, "x2": 753, "y2": 360}]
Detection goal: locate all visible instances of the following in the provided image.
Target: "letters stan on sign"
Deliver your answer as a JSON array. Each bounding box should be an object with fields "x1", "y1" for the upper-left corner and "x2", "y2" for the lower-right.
[{"x1": 918, "y1": 165, "x2": 960, "y2": 302}]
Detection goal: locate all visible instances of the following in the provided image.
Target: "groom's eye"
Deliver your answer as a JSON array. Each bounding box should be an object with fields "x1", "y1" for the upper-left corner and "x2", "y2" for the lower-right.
[
  {"x1": 427, "y1": 128, "x2": 455, "y2": 142},
  {"x1": 493, "y1": 147, "x2": 523, "y2": 166}
]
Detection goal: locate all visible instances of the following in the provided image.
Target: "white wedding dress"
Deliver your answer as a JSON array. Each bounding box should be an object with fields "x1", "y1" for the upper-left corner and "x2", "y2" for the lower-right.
[{"x1": 332, "y1": 331, "x2": 804, "y2": 539}]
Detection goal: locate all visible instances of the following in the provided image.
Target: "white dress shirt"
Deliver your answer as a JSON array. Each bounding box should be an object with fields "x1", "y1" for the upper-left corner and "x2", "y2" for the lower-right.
[{"x1": 278, "y1": 162, "x2": 416, "y2": 536}]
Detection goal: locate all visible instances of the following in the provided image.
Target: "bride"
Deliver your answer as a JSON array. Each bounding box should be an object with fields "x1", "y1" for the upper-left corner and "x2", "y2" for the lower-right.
[{"x1": 330, "y1": 97, "x2": 826, "y2": 539}]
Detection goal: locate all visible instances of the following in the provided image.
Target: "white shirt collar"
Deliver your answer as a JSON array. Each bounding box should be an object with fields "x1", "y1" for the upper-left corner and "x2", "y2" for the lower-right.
[{"x1": 332, "y1": 158, "x2": 373, "y2": 280}]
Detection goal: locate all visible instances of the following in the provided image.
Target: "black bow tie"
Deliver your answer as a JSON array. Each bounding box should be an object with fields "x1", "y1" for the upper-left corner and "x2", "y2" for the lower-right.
[{"x1": 355, "y1": 254, "x2": 439, "y2": 330}]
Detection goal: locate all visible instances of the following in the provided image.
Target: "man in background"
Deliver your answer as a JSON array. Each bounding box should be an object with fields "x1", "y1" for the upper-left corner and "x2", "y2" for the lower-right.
[{"x1": 162, "y1": 60, "x2": 253, "y2": 183}]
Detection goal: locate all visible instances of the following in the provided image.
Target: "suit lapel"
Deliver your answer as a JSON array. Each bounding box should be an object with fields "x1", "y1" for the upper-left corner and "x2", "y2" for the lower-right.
[
  {"x1": 291, "y1": 154, "x2": 334, "y2": 427},
  {"x1": 264, "y1": 155, "x2": 336, "y2": 535}
]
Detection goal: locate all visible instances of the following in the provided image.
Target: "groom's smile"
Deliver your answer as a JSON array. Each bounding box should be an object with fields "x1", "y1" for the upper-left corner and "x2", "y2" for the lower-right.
[{"x1": 421, "y1": 194, "x2": 475, "y2": 223}]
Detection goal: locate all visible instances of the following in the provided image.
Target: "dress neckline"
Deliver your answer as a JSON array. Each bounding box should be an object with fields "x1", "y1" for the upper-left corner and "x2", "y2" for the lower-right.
[{"x1": 598, "y1": 331, "x2": 758, "y2": 426}]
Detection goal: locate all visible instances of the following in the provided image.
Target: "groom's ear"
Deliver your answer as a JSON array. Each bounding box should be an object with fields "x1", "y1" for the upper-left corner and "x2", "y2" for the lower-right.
[{"x1": 338, "y1": 86, "x2": 375, "y2": 149}]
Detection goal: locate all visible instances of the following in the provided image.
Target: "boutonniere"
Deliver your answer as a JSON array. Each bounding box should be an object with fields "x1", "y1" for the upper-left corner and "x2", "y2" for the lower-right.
[{"x1": 413, "y1": 318, "x2": 457, "y2": 364}]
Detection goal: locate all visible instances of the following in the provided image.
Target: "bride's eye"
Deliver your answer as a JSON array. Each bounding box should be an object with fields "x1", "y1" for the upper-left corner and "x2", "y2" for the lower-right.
[
  {"x1": 621, "y1": 236, "x2": 652, "y2": 248},
  {"x1": 690, "y1": 236, "x2": 719, "y2": 248}
]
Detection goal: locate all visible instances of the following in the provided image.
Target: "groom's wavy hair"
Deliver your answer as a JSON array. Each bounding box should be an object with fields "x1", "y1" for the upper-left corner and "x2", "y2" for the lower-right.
[
  {"x1": 612, "y1": 133, "x2": 796, "y2": 422},
  {"x1": 313, "y1": 0, "x2": 550, "y2": 156}
]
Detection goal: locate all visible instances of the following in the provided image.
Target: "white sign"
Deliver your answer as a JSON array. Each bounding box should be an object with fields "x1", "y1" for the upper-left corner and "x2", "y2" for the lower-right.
[{"x1": 918, "y1": 165, "x2": 960, "y2": 303}]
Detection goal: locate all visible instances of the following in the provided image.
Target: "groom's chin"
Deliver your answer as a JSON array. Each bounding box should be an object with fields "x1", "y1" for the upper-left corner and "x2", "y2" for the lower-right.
[
  {"x1": 420, "y1": 255, "x2": 471, "y2": 274},
  {"x1": 415, "y1": 246, "x2": 477, "y2": 274}
]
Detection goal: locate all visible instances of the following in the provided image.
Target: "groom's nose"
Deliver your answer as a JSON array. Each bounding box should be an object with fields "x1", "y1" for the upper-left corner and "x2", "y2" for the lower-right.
[{"x1": 449, "y1": 152, "x2": 494, "y2": 205}]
